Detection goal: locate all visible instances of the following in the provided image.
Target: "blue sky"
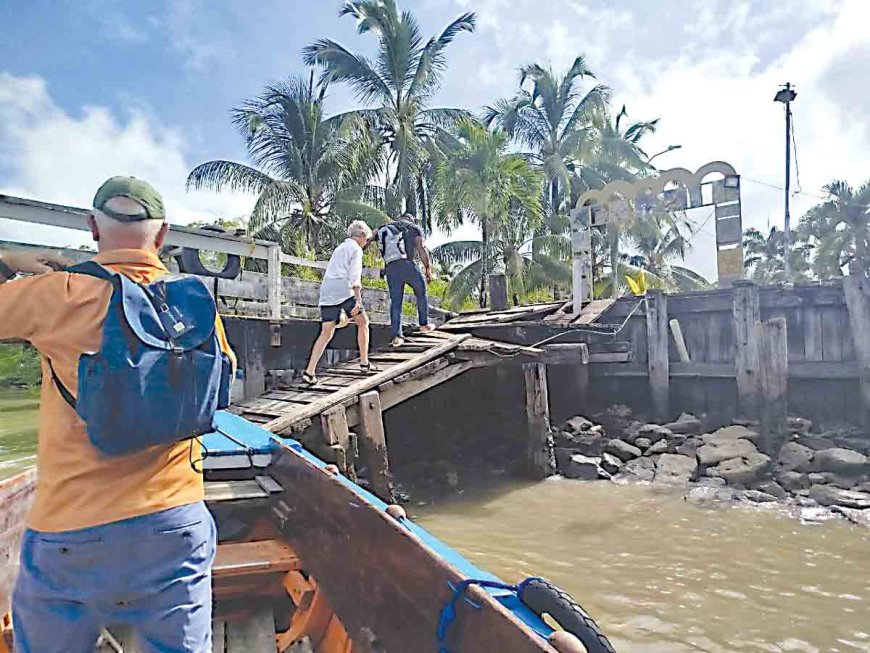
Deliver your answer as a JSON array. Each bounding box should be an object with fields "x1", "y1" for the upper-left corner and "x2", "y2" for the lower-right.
[{"x1": 1, "y1": 0, "x2": 869, "y2": 278}]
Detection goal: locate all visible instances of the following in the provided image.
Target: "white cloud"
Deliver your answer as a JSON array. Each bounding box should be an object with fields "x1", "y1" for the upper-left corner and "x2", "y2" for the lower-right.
[
  {"x1": 612, "y1": 0, "x2": 870, "y2": 278},
  {"x1": 0, "y1": 72, "x2": 256, "y2": 247}
]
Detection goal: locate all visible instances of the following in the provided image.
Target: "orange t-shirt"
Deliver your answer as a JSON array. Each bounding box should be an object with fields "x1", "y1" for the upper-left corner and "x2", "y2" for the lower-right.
[{"x1": 0, "y1": 249, "x2": 236, "y2": 532}]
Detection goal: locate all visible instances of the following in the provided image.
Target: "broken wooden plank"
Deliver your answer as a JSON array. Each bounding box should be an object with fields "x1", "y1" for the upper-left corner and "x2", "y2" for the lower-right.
[
  {"x1": 391, "y1": 357, "x2": 450, "y2": 384},
  {"x1": 571, "y1": 298, "x2": 616, "y2": 325},
  {"x1": 264, "y1": 334, "x2": 470, "y2": 434}
]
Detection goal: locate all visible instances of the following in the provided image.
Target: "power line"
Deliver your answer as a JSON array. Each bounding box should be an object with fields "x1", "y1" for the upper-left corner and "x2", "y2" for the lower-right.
[
  {"x1": 790, "y1": 110, "x2": 802, "y2": 194},
  {"x1": 743, "y1": 177, "x2": 870, "y2": 210}
]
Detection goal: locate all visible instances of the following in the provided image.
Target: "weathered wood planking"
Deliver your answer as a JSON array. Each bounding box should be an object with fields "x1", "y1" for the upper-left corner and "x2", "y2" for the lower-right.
[
  {"x1": 263, "y1": 334, "x2": 470, "y2": 434},
  {"x1": 0, "y1": 469, "x2": 36, "y2": 616},
  {"x1": 270, "y1": 444, "x2": 556, "y2": 653}
]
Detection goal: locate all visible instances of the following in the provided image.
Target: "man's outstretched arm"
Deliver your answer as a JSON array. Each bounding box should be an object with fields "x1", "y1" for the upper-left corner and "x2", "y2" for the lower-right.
[{"x1": 0, "y1": 249, "x2": 69, "y2": 342}]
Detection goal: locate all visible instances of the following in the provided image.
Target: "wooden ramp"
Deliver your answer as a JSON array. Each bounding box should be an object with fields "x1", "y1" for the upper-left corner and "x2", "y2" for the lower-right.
[
  {"x1": 233, "y1": 331, "x2": 542, "y2": 436},
  {"x1": 231, "y1": 330, "x2": 551, "y2": 499}
]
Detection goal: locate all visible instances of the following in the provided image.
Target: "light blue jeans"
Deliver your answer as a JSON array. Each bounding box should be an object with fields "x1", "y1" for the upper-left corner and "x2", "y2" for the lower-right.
[{"x1": 12, "y1": 501, "x2": 216, "y2": 653}]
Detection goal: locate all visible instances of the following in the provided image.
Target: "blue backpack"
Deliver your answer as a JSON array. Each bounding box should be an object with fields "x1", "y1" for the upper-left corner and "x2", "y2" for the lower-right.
[{"x1": 50, "y1": 261, "x2": 232, "y2": 457}]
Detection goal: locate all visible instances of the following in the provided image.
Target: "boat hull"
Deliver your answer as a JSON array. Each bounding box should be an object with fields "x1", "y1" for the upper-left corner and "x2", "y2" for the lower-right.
[{"x1": 270, "y1": 440, "x2": 555, "y2": 652}]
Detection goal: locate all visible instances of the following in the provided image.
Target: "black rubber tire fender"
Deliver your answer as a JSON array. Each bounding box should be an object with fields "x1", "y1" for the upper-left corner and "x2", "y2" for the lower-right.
[
  {"x1": 518, "y1": 578, "x2": 617, "y2": 653},
  {"x1": 176, "y1": 226, "x2": 242, "y2": 279}
]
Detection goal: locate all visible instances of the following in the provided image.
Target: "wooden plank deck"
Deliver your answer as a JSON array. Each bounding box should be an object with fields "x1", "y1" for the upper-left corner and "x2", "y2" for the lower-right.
[{"x1": 233, "y1": 332, "x2": 473, "y2": 435}]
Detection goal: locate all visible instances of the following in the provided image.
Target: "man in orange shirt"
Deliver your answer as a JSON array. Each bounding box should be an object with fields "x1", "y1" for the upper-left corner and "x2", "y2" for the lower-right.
[{"x1": 0, "y1": 177, "x2": 235, "y2": 653}]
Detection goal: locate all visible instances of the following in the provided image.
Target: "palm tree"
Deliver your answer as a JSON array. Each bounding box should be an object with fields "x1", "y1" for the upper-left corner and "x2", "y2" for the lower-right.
[
  {"x1": 797, "y1": 179, "x2": 870, "y2": 278},
  {"x1": 433, "y1": 118, "x2": 544, "y2": 306},
  {"x1": 743, "y1": 227, "x2": 812, "y2": 284},
  {"x1": 303, "y1": 1, "x2": 475, "y2": 223},
  {"x1": 483, "y1": 56, "x2": 609, "y2": 225},
  {"x1": 620, "y1": 218, "x2": 710, "y2": 292},
  {"x1": 187, "y1": 74, "x2": 384, "y2": 258},
  {"x1": 432, "y1": 204, "x2": 570, "y2": 309},
  {"x1": 596, "y1": 105, "x2": 661, "y2": 297}
]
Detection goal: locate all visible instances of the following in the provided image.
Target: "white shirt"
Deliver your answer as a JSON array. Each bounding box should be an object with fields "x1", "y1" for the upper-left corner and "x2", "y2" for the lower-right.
[{"x1": 319, "y1": 238, "x2": 363, "y2": 306}]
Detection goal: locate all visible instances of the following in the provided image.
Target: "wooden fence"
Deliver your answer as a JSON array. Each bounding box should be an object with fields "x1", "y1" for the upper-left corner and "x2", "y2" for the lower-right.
[
  {"x1": 204, "y1": 270, "x2": 444, "y2": 325},
  {"x1": 591, "y1": 276, "x2": 870, "y2": 426}
]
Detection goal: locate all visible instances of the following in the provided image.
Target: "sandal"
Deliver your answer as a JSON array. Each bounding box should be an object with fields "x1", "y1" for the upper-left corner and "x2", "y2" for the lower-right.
[
  {"x1": 359, "y1": 362, "x2": 381, "y2": 373},
  {"x1": 391, "y1": 336, "x2": 405, "y2": 348},
  {"x1": 301, "y1": 371, "x2": 318, "y2": 386},
  {"x1": 419, "y1": 324, "x2": 435, "y2": 334}
]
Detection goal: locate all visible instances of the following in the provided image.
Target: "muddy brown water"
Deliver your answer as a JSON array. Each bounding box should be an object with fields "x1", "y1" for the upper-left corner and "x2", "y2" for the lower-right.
[
  {"x1": 3, "y1": 396, "x2": 868, "y2": 651},
  {"x1": 414, "y1": 479, "x2": 870, "y2": 653}
]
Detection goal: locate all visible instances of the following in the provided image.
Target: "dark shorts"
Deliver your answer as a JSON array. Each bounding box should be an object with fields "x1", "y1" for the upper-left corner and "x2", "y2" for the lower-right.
[{"x1": 320, "y1": 296, "x2": 359, "y2": 323}]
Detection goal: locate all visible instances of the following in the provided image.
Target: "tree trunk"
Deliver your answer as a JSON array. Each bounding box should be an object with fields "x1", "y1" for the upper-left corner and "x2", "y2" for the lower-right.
[
  {"x1": 480, "y1": 221, "x2": 489, "y2": 308},
  {"x1": 610, "y1": 228, "x2": 620, "y2": 298}
]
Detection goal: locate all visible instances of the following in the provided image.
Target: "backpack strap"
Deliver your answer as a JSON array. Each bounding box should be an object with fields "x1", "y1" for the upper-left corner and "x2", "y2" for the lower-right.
[
  {"x1": 46, "y1": 358, "x2": 76, "y2": 410},
  {"x1": 46, "y1": 261, "x2": 119, "y2": 411},
  {"x1": 66, "y1": 260, "x2": 118, "y2": 282}
]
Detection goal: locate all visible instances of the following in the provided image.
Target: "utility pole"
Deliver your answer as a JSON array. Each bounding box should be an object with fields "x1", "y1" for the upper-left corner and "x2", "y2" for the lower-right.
[{"x1": 774, "y1": 82, "x2": 797, "y2": 280}]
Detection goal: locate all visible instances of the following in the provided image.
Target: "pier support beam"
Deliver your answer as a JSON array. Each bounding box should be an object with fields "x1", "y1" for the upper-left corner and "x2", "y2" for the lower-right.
[
  {"x1": 321, "y1": 406, "x2": 356, "y2": 481},
  {"x1": 523, "y1": 363, "x2": 554, "y2": 479},
  {"x1": 488, "y1": 274, "x2": 508, "y2": 311},
  {"x1": 357, "y1": 391, "x2": 394, "y2": 503},
  {"x1": 645, "y1": 289, "x2": 670, "y2": 421},
  {"x1": 732, "y1": 280, "x2": 761, "y2": 419},
  {"x1": 843, "y1": 274, "x2": 870, "y2": 427},
  {"x1": 757, "y1": 317, "x2": 788, "y2": 455}
]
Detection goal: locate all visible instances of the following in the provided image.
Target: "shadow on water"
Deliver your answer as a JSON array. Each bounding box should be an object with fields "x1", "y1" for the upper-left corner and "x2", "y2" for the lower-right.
[
  {"x1": 414, "y1": 478, "x2": 870, "y2": 653},
  {"x1": 0, "y1": 389, "x2": 39, "y2": 479}
]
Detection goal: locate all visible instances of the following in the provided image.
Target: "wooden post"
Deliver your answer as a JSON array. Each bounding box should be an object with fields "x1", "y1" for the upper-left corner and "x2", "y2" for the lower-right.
[
  {"x1": 357, "y1": 391, "x2": 394, "y2": 503},
  {"x1": 645, "y1": 289, "x2": 670, "y2": 421},
  {"x1": 757, "y1": 317, "x2": 788, "y2": 455},
  {"x1": 732, "y1": 280, "x2": 761, "y2": 418},
  {"x1": 321, "y1": 405, "x2": 356, "y2": 481},
  {"x1": 523, "y1": 363, "x2": 554, "y2": 479},
  {"x1": 267, "y1": 243, "x2": 282, "y2": 322},
  {"x1": 488, "y1": 274, "x2": 508, "y2": 311},
  {"x1": 843, "y1": 274, "x2": 870, "y2": 427}
]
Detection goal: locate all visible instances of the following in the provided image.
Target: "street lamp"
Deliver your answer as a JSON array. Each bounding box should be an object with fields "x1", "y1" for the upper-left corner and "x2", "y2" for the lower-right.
[
  {"x1": 648, "y1": 144, "x2": 682, "y2": 163},
  {"x1": 774, "y1": 82, "x2": 797, "y2": 280}
]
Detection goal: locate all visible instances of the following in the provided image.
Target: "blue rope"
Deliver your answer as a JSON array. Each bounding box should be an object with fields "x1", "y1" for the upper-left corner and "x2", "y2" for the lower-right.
[{"x1": 436, "y1": 576, "x2": 544, "y2": 652}]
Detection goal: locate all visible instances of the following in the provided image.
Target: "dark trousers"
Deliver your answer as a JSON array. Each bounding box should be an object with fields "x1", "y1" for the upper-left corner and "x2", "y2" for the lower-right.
[{"x1": 385, "y1": 259, "x2": 429, "y2": 338}]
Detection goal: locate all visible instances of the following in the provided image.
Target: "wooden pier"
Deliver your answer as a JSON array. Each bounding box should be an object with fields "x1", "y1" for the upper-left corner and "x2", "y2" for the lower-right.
[{"x1": 231, "y1": 329, "x2": 583, "y2": 497}]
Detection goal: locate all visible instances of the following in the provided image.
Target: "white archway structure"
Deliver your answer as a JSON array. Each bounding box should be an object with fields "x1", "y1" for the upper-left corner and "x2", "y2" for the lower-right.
[{"x1": 569, "y1": 161, "x2": 743, "y2": 312}]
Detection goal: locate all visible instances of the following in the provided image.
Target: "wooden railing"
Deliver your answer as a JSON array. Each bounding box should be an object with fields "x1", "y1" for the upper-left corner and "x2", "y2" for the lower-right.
[{"x1": 0, "y1": 195, "x2": 446, "y2": 325}]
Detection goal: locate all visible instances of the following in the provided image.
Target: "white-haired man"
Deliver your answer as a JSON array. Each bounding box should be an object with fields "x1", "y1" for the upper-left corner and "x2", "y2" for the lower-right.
[
  {"x1": 302, "y1": 220, "x2": 379, "y2": 385},
  {"x1": 0, "y1": 176, "x2": 235, "y2": 653}
]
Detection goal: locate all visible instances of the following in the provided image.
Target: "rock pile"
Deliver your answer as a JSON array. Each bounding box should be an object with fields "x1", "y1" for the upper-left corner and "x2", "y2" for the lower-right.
[{"x1": 552, "y1": 406, "x2": 869, "y2": 528}]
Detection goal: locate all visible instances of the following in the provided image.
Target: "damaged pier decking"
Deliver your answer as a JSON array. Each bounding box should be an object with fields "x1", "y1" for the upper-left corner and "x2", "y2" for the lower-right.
[{"x1": 231, "y1": 329, "x2": 588, "y2": 497}]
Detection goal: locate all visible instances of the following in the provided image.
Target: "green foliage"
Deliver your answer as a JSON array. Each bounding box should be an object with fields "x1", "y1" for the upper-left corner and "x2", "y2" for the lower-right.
[
  {"x1": 304, "y1": 0, "x2": 476, "y2": 225},
  {"x1": 187, "y1": 73, "x2": 386, "y2": 260},
  {"x1": 797, "y1": 179, "x2": 870, "y2": 278},
  {"x1": 0, "y1": 344, "x2": 42, "y2": 389},
  {"x1": 743, "y1": 227, "x2": 812, "y2": 284}
]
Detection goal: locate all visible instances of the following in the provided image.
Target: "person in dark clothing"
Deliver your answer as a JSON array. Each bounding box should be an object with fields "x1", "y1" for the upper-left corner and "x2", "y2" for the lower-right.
[{"x1": 374, "y1": 213, "x2": 434, "y2": 347}]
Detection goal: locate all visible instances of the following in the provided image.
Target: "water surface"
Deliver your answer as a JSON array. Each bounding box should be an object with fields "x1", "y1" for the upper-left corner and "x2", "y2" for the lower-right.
[
  {"x1": 0, "y1": 389, "x2": 38, "y2": 479},
  {"x1": 414, "y1": 479, "x2": 870, "y2": 653},
  {"x1": 3, "y1": 397, "x2": 868, "y2": 651}
]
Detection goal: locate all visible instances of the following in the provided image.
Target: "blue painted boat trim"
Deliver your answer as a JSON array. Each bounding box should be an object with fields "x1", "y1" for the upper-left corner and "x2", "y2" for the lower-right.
[{"x1": 203, "y1": 410, "x2": 553, "y2": 640}]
